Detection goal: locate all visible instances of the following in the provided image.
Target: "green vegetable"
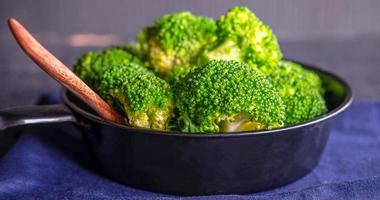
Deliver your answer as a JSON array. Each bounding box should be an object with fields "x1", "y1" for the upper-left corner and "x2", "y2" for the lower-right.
[
  {"x1": 268, "y1": 60, "x2": 327, "y2": 125},
  {"x1": 136, "y1": 11, "x2": 217, "y2": 81},
  {"x1": 201, "y1": 6, "x2": 282, "y2": 74},
  {"x1": 74, "y1": 47, "x2": 144, "y2": 89},
  {"x1": 98, "y1": 63, "x2": 174, "y2": 130},
  {"x1": 175, "y1": 60, "x2": 285, "y2": 133},
  {"x1": 73, "y1": 7, "x2": 328, "y2": 133}
]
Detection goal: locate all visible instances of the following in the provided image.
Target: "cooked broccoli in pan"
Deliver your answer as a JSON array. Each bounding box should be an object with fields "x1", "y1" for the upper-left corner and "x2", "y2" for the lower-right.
[
  {"x1": 200, "y1": 6, "x2": 282, "y2": 74},
  {"x1": 74, "y1": 47, "x2": 144, "y2": 89},
  {"x1": 174, "y1": 60, "x2": 285, "y2": 133},
  {"x1": 74, "y1": 6, "x2": 327, "y2": 133},
  {"x1": 267, "y1": 60, "x2": 327, "y2": 125},
  {"x1": 135, "y1": 11, "x2": 216, "y2": 82},
  {"x1": 98, "y1": 63, "x2": 174, "y2": 130}
]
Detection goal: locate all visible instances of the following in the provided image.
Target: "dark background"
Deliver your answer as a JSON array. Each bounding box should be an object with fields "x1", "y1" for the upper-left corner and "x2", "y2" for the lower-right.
[{"x1": 0, "y1": 0, "x2": 379, "y2": 108}]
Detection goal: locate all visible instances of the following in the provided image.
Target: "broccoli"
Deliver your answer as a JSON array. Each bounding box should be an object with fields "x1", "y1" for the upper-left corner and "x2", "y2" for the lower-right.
[
  {"x1": 135, "y1": 11, "x2": 217, "y2": 81},
  {"x1": 74, "y1": 47, "x2": 144, "y2": 89},
  {"x1": 201, "y1": 6, "x2": 282, "y2": 74},
  {"x1": 175, "y1": 60, "x2": 285, "y2": 133},
  {"x1": 98, "y1": 63, "x2": 174, "y2": 130},
  {"x1": 267, "y1": 60, "x2": 327, "y2": 125},
  {"x1": 73, "y1": 7, "x2": 328, "y2": 132},
  {"x1": 193, "y1": 6, "x2": 326, "y2": 125}
]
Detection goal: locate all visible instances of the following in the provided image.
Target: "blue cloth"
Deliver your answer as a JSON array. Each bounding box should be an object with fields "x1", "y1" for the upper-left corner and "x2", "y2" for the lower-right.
[{"x1": 0, "y1": 92, "x2": 379, "y2": 199}]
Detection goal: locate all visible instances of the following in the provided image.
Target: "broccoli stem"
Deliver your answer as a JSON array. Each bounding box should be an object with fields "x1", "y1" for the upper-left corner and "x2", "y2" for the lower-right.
[{"x1": 219, "y1": 113, "x2": 266, "y2": 132}]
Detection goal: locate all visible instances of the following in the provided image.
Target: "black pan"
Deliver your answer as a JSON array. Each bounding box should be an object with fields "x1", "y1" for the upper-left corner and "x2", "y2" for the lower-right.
[{"x1": 0, "y1": 61, "x2": 352, "y2": 195}]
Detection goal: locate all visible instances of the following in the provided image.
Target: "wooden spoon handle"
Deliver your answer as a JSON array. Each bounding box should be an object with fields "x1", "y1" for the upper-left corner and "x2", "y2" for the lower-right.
[{"x1": 8, "y1": 18, "x2": 125, "y2": 124}]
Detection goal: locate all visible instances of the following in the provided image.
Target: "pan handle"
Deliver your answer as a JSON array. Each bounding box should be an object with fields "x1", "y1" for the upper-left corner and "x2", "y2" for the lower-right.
[{"x1": 0, "y1": 104, "x2": 77, "y2": 131}]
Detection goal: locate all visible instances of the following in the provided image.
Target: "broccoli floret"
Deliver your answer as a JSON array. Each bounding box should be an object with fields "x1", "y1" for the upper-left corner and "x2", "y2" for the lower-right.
[
  {"x1": 201, "y1": 6, "x2": 282, "y2": 73},
  {"x1": 98, "y1": 63, "x2": 174, "y2": 130},
  {"x1": 136, "y1": 11, "x2": 217, "y2": 81},
  {"x1": 175, "y1": 60, "x2": 285, "y2": 133},
  {"x1": 74, "y1": 47, "x2": 144, "y2": 89},
  {"x1": 267, "y1": 60, "x2": 327, "y2": 125}
]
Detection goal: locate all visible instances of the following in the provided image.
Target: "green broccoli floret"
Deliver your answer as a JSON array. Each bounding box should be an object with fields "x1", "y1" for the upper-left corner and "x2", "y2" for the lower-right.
[
  {"x1": 175, "y1": 60, "x2": 285, "y2": 133},
  {"x1": 135, "y1": 11, "x2": 217, "y2": 81},
  {"x1": 74, "y1": 47, "x2": 144, "y2": 89},
  {"x1": 267, "y1": 60, "x2": 327, "y2": 125},
  {"x1": 201, "y1": 6, "x2": 282, "y2": 74},
  {"x1": 98, "y1": 63, "x2": 174, "y2": 130}
]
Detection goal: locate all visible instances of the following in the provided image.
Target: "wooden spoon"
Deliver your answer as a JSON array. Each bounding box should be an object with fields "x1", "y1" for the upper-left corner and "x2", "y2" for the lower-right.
[{"x1": 8, "y1": 18, "x2": 126, "y2": 124}]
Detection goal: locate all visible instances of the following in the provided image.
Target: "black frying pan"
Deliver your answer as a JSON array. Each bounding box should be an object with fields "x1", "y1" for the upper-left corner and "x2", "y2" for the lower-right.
[{"x1": 0, "y1": 62, "x2": 352, "y2": 195}]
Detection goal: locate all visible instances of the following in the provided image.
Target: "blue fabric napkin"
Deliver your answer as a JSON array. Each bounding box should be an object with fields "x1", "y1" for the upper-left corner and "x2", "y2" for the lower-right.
[{"x1": 0, "y1": 92, "x2": 379, "y2": 199}]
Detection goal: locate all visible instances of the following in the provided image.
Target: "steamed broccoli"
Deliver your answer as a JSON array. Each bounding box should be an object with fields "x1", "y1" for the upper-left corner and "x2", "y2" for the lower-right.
[
  {"x1": 98, "y1": 63, "x2": 174, "y2": 130},
  {"x1": 136, "y1": 11, "x2": 216, "y2": 81},
  {"x1": 268, "y1": 60, "x2": 327, "y2": 125},
  {"x1": 194, "y1": 6, "x2": 326, "y2": 125},
  {"x1": 201, "y1": 6, "x2": 282, "y2": 74},
  {"x1": 74, "y1": 47, "x2": 144, "y2": 89},
  {"x1": 73, "y1": 7, "x2": 328, "y2": 132},
  {"x1": 175, "y1": 60, "x2": 285, "y2": 133}
]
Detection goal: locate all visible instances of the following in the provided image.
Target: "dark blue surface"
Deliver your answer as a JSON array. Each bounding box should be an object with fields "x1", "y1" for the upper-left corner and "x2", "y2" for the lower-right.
[{"x1": 0, "y1": 93, "x2": 379, "y2": 199}]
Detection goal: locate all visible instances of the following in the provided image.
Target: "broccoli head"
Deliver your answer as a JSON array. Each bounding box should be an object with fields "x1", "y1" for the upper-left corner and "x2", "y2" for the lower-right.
[
  {"x1": 74, "y1": 47, "x2": 143, "y2": 89},
  {"x1": 136, "y1": 11, "x2": 217, "y2": 81},
  {"x1": 201, "y1": 6, "x2": 282, "y2": 74},
  {"x1": 267, "y1": 60, "x2": 327, "y2": 125},
  {"x1": 175, "y1": 60, "x2": 285, "y2": 133},
  {"x1": 98, "y1": 63, "x2": 174, "y2": 130}
]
